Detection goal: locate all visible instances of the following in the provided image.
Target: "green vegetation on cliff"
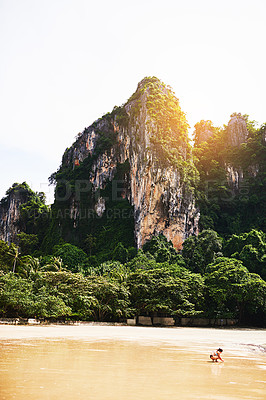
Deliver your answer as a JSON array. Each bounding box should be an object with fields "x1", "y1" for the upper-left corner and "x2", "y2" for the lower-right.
[
  {"x1": 127, "y1": 77, "x2": 199, "y2": 187},
  {"x1": 194, "y1": 115, "x2": 266, "y2": 234},
  {"x1": 45, "y1": 158, "x2": 135, "y2": 259}
]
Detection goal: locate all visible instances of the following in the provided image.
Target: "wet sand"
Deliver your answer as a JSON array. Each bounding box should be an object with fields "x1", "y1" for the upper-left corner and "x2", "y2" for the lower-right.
[{"x1": 0, "y1": 325, "x2": 265, "y2": 399}]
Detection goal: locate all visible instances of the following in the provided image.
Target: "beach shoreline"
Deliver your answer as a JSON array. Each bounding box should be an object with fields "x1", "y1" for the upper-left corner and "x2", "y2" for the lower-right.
[{"x1": 0, "y1": 324, "x2": 265, "y2": 354}]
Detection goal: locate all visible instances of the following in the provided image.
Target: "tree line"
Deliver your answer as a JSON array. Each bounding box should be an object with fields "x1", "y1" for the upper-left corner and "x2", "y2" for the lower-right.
[{"x1": 0, "y1": 230, "x2": 265, "y2": 326}]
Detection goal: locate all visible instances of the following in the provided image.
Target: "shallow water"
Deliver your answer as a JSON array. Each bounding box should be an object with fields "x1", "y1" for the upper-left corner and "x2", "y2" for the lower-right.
[{"x1": 0, "y1": 325, "x2": 265, "y2": 399}]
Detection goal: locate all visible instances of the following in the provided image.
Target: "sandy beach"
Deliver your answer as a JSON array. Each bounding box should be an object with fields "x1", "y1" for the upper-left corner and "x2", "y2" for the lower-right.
[
  {"x1": 0, "y1": 324, "x2": 265, "y2": 353},
  {"x1": 0, "y1": 325, "x2": 265, "y2": 399}
]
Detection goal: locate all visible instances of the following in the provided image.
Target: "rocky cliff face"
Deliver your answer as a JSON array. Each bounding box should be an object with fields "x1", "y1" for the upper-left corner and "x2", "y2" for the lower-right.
[
  {"x1": 0, "y1": 184, "x2": 30, "y2": 244},
  {"x1": 227, "y1": 113, "x2": 248, "y2": 147},
  {"x1": 226, "y1": 113, "x2": 249, "y2": 189},
  {"x1": 55, "y1": 77, "x2": 199, "y2": 249},
  {"x1": 194, "y1": 121, "x2": 215, "y2": 145}
]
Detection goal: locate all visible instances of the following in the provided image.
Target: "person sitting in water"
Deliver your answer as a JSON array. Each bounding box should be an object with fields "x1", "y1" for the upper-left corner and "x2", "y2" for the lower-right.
[{"x1": 210, "y1": 348, "x2": 224, "y2": 362}]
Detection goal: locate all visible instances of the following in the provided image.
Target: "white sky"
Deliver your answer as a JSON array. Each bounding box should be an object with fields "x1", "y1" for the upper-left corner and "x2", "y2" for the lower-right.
[{"x1": 0, "y1": 0, "x2": 265, "y2": 204}]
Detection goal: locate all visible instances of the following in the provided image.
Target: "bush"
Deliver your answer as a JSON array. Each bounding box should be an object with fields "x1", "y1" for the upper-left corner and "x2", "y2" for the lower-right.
[{"x1": 53, "y1": 243, "x2": 87, "y2": 272}]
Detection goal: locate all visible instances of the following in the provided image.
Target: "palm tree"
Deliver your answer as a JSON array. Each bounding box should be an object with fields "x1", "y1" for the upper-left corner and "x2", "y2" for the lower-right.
[
  {"x1": 43, "y1": 256, "x2": 65, "y2": 272},
  {"x1": 20, "y1": 256, "x2": 66, "y2": 277},
  {"x1": 7, "y1": 244, "x2": 21, "y2": 273},
  {"x1": 21, "y1": 255, "x2": 41, "y2": 277}
]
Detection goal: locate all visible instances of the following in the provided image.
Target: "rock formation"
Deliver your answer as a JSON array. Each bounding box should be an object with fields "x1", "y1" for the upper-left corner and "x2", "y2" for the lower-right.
[
  {"x1": 225, "y1": 113, "x2": 249, "y2": 189},
  {"x1": 193, "y1": 120, "x2": 216, "y2": 146},
  {"x1": 0, "y1": 184, "x2": 29, "y2": 244},
  {"x1": 54, "y1": 77, "x2": 200, "y2": 249},
  {"x1": 227, "y1": 113, "x2": 248, "y2": 147}
]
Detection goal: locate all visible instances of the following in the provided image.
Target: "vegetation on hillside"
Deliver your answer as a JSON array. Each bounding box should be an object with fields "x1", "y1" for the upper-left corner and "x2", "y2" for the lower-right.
[{"x1": 193, "y1": 115, "x2": 266, "y2": 234}]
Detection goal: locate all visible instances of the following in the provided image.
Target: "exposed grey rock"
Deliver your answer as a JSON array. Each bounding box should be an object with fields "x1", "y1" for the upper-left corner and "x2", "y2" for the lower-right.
[
  {"x1": 0, "y1": 186, "x2": 29, "y2": 244},
  {"x1": 195, "y1": 121, "x2": 214, "y2": 145},
  {"x1": 227, "y1": 113, "x2": 248, "y2": 147},
  {"x1": 95, "y1": 197, "x2": 106, "y2": 217}
]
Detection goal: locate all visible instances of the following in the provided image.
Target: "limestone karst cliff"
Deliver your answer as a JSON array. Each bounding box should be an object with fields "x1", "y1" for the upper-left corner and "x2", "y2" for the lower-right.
[
  {"x1": 0, "y1": 182, "x2": 48, "y2": 246},
  {"x1": 193, "y1": 114, "x2": 251, "y2": 189},
  {"x1": 226, "y1": 114, "x2": 250, "y2": 189},
  {"x1": 193, "y1": 111, "x2": 265, "y2": 234},
  {"x1": 193, "y1": 120, "x2": 217, "y2": 146},
  {"x1": 0, "y1": 183, "x2": 32, "y2": 244},
  {"x1": 51, "y1": 77, "x2": 200, "y2": 250},
  {"x1": 227, "y1": 113, "x2": 249, "y2": 147}
]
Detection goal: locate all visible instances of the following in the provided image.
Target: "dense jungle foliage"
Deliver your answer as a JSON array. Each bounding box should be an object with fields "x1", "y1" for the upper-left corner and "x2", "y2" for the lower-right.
[{"x1": 0, "y1": 230, "x2": 265, "y2": 326}]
